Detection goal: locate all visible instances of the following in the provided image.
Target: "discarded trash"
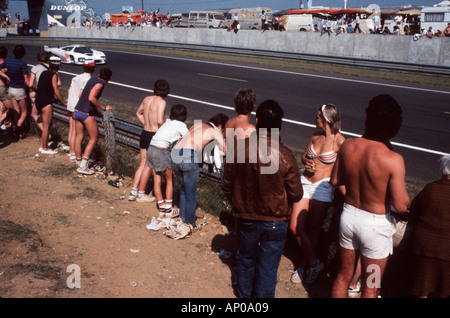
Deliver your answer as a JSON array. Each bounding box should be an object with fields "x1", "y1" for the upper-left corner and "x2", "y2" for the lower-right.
[
  {"x1": 164, "y1": 220, "x2": 192, "y2": 240},
  {"x1": 108, "y1": 180, "x2": 119, "y2": 188},
  {"x1": 146, "y1": 217, "x2": 174, "y2": 231},
  {"x1": 118, "y1": 196, "x2": 125, "y2": 200},
  {"x1": 130, "y1": 249, "x2": 139, "y2": 253},
  {"x1": 130, "y1": 282, "x2": 137, "y2": 287},
  {"x1": 59, "y1": 143, "x2": 70, "y2": 151}
]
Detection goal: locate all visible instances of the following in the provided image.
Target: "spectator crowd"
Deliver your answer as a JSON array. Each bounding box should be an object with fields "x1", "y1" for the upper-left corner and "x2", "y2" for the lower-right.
[{"x1": 0, "y1": 44, "x2": 449, "y2": 299}]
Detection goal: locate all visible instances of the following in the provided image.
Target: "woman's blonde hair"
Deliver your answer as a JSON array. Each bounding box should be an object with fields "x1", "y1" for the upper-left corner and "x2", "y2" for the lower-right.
[{"x1": 321, "y1": 104, "x2": 341, "y2": 134}]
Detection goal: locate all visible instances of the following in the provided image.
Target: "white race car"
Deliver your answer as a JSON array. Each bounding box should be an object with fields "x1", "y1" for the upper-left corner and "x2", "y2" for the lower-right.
[{"x1": 44, "y1": 45, "x2": 106, "y2": 65}]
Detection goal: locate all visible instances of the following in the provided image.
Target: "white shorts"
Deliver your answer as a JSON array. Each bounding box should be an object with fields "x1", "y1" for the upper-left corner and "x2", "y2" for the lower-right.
[
  {"x1": 301, "y1": 175, "x2": 334, "y2": 203},
  {"x1": 339, "y1": 203, "x2": 395, "y2": 259},
  {"x1": 8, "y1": 87, "x2": 27, "y2": 100}
]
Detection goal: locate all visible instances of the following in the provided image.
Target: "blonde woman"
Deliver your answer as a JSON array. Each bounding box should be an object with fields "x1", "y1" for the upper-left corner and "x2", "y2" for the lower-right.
[{"x1": 290, "y1": 104, "x2": 345, "y2": 283}]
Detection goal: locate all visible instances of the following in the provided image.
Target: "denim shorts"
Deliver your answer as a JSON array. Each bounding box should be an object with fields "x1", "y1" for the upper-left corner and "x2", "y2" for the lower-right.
[{"x1": 301, "y1": 175, "x2": 334, "y2": 202}]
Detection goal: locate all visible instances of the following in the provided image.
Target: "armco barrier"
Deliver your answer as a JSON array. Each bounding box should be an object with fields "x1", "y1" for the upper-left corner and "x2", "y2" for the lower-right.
[{"x1": 47, "y1": 26, "x2": 450, "y2": 67}]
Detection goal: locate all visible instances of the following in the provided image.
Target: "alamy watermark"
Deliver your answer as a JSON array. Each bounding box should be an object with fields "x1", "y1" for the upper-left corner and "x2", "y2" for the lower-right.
[
  {"x1": 170, "y1": 120, "x2": 281, "y2": 174},
  {"x1": 66, "y1": 264, "x2": 81, "y2": 289}
]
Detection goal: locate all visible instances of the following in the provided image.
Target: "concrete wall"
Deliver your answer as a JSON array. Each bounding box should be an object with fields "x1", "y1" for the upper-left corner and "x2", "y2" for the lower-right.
[{"x1": 47, "y1": 26, "x2": 450, "y2": 66}]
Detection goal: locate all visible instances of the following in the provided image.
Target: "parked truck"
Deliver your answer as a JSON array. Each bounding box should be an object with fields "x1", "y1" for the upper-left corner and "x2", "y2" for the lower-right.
[
  {"x1": 224, "y1": 7, "x2": 273, "y2": 30},
  {"x1": 188, "y1": 10, "x2": 225, "y2": 28}
]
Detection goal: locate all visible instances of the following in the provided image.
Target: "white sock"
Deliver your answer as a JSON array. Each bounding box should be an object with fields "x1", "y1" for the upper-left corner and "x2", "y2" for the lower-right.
[{"x1": 80, "y1": 156, "x2": 89, "y2": 169}]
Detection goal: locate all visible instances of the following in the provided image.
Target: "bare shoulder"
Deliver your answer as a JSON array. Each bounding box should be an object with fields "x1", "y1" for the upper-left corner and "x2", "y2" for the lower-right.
[
  {"x1": 141, "y1": 95, "x2": 154, "y2": 106},
  {"x1": 339, "y1": 137, "x2": 356, "y2": 150},
  {"x1": 310, "y1": 131, "x2": 324, "y2": 143},
  {"x1": 225, "y1": 117, "x2": 236, "y2": 129},
  {"x1": 385, "y1": 149, "x2": 405, "y2": 166},
  {"x1": 337, "y1": 132, "x2": 346, "y2": 145}
]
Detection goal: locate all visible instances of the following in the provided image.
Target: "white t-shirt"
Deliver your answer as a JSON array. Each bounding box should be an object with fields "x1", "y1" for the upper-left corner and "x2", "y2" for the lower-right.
[
  {"x1": 150, "y1": 119, "x2": 188, "y2": 149},
  {"x1": 31, "y1": 63, "x2": 49, "y2": 86},
  {"x1": 67, "y1": 72, "x2": 92, "y2": 112}
]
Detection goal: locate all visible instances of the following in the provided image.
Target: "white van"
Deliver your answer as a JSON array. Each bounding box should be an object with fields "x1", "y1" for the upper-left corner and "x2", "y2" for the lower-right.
[
  {"x1": 225, "y1": 7, "x2": 272, "y2": 30},
  {"x1": 188, "y1": 11, "x2": 225, "y2": 28},
  {"x1": 420, "y1": 5, "x2": 450, "y2": 32},
  {"x1": 279, "y1": 14, "x2": 314, "y2": 31},
  {"x1": 172, "y1": 13, "x2": 189, "y2": 28}
]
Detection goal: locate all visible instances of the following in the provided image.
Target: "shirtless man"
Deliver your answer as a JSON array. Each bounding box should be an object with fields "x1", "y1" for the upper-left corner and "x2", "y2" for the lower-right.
[
  {"x1": 225, "y1": 88, "x2": 256, "y2": 140},
  {"x1": 128, "y1": 80, "x2": 169, "y2": 203},
  {"x1": 330, "y1": 94, "x2": 410, "y2": 298},
  {"x1": 444, "y1": 23, "x2": 450, "y2": 37},
  {"x1": 171, "y1": 113, "x2": 229, "y2": 228}
]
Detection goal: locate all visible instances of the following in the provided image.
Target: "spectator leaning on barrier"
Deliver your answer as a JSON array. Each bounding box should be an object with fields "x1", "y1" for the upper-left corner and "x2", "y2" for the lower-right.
[
  {"x1": 73, "y1": 68, "x2": 113, "y2": 175},
  {"x1": 35, "y1": 56, "x2": 66, "y2": 155},
  {"x1": 147, "y1": 104, "x2": 189, "y2": 218},
  {"x1": 444, "y1": 23, "x2": 450, "y2": 37},
  {"x1": 172, "y1": 113, "x2": 228, "y2": 229},
  {"x1": 28, "y1": 51, "x2": 50, "y2": 133},
  {"x1": 346, "y1": 24, "x2": 354, "y2": 33},
  {"x1": 67, "y1": 59, "x2": 96, "y2": 163}
]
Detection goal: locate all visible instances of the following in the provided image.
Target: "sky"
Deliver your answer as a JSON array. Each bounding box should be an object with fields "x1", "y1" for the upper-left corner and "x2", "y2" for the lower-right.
[{"x1": 4, "y1": 0, "x2": 443, "y2": 19}]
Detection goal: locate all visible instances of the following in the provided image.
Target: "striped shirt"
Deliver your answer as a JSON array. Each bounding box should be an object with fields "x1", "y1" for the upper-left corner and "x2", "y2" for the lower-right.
[{"x1": 0, "y1": 58, "x2": 28, "y2": 88}]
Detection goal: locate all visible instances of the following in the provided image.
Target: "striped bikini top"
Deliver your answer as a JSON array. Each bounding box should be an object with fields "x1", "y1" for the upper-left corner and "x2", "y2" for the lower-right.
[{"x1": 306, "y1": 144, "x2": 337, "y2": 164}]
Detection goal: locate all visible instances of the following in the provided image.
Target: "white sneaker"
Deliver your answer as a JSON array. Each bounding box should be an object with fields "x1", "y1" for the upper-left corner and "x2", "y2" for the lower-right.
[
  {"x1": 158, "y1": 208, "x2": 180, "y2": 219},
  {"x1": 291, "y1": 268, "x2": 304, "y2": 283},
  {"x1": 0, "y1": 124, "x2": 6, "y2": 131},
  {"x1": 128, "y1": 192, "x2": 137, "y2": 201},
  {"x1": 136, "y1": 194, "x2": 156, "y2": 203},
  {"x1": 348, "y1": 280, "x2": 362, "y2": 298},
  {"x1": 305, "y1": 260, "x2": 324, "y2": 283},
  {"x1": 77, "y1": 166, "x2": 94, "y2": 175},
  {"x1": 40, "y1": 148, "x2": 58, "y2": 155}
]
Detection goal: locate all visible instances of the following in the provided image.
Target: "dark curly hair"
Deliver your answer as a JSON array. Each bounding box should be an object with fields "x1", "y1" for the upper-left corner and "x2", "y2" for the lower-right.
[{"x1": 365, "y1": 94, "x2": 403, "y2": 140}]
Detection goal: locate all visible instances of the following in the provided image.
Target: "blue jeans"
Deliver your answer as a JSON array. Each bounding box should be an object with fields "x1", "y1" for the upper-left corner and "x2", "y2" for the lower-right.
[
  {"x1": 171, "y1": 149, "x2": 199, "y2": 227},
  {"x1": 236, "y1": 219, "x2": 288, "y2": 298}
]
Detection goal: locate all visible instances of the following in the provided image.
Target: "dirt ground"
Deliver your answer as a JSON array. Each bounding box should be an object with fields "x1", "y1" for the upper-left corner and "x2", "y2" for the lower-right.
[{"x1": 0, "y1": 132, "x2": 343, "y2": 299}]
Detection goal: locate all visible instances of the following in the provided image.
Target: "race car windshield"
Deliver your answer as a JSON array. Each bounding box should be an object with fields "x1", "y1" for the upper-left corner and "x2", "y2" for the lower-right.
[{"x1": 74, "y1": 47, "x2": 93, "y2": 54}]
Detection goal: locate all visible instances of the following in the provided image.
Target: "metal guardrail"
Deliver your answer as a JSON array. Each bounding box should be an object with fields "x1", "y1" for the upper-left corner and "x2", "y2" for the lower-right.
[
  {"x1": 3, "y1": 35, "x2": 450, "y2": 76},
  {"x1": 51, "y1": 103, "x2": 222, "y2": 181}
]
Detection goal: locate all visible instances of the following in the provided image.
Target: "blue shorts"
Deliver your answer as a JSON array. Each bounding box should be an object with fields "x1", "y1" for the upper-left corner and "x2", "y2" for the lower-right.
[{"x1": 73, "y1": 110, "x2": 90, "y2": 122}]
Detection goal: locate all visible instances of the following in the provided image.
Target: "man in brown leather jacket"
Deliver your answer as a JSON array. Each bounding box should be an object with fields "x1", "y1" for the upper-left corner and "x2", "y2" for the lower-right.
[{"x1": 222, "y1": 99, "x2": 303, "y2": 298}]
